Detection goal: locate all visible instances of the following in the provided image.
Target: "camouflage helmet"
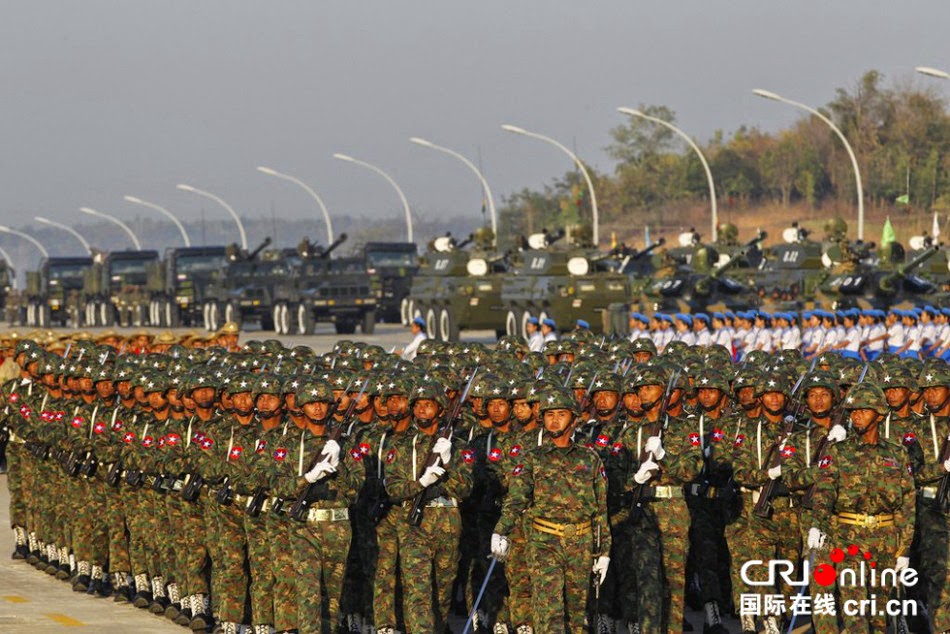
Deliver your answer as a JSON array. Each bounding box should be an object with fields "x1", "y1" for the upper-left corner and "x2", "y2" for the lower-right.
[
  {"x1": 225, "y1": 372, "x2": 257, "y2": 396},
  {"x1": 663, "y1": 340, "x2": 689, "y2": 357},
  {"x1": 295, "y1": 378, "x2": 335, "y2": 406},
  {"x1": 591, "y1": 372, "x2": 622, "y2": 394},
  {"x1": 542, "y1": 341, "x2": 560, "y2": 357},
  {"x1": 631, "y1": 337, "x2": 657, "y2": 356},
  {"x1": 415, "y1": 339, "x2": 439, "y2": 357},
  {"x1": 538, "y1": 385, "x2": 579, "y2": 415},
  {"x1": 803, "y1": 370, "x2": 840, "y2": 396},
  {"x1": 743, "y1": 350, "x2": 770, "y2": 366},
  {"x1": 252, "y1": 374, "x2": 282, "y2": 400},
  {"x1": 758, "y1": 372, "x2": 790, "y2": 397},
  {"x1": 879, "y1": 366, "x2": 918, "y2": 392},
  {"x1": 628, "y1": 365, "x2": 668, "y2": 389},
  {"x1": 918, "y1": 365, "x2": 950, "y2": 388},
  {"x1": 694, "y1": 369, "x2": 730, "y2": 393},
  {"x1": 409, "y1": 380, "x2": 447, "y2": 410},
  {"x1": 142, "y1": 372, "x2": 171, "y2": 394},
  {"x1": 843, "y1": 383, "x2": 887, "y2": 414},
  {"x1": 380, "y1": 377, "x2": 412, "y2": 398},
  {"x1": 732, "y1": 367, "x2": 763, "y2": 395}
]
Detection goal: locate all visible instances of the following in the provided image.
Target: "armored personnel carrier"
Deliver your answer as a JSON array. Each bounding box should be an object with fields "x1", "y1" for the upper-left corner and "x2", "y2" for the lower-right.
[
  {"x1": 753, "y1": 223, "x2": 828, "y2": 310},
  {"x1": 202, "y1": 238, "x2": 287, "y2": 332}
]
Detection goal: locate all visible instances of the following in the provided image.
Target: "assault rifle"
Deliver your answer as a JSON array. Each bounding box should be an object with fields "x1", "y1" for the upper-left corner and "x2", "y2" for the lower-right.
[{"x1": 628, "y1": 370, "x2": 680, "y2": 511}]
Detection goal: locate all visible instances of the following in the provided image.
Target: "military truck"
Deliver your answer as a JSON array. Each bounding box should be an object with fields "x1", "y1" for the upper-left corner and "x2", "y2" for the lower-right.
[
  {"x1": 81, "y1": 250, "x2": 160, "y2": 327},
  {"x1": 275, "y1": 234, "x2": 379, "y2": 336},
  {"x1": 818, "y1": 240, "x2": 941, "y2": 309},
  {"x1": 362, "y1": 241, "x2": 418, "y2": 324},
  {"x1": 753, "y1": 224, "x2": 828, "y2": 310},
  {"x1": 22, "y1": 257, "x2": 89, "y2": 327},
  {"x1": 202, "y1": 238, "x2": 291, "y2": 332},
  {"x1": 500, "y1": 227, "x2": 633, "y2": 338},
  {"x1": 145, "y1": 246, "x2": 229, "y2": 328},
  {"x1": 406, "y1": 228, "x2": 508, "y2": 342},
  {"x1": 638, "y1": 231, "x2": 764, "y2": 313}
]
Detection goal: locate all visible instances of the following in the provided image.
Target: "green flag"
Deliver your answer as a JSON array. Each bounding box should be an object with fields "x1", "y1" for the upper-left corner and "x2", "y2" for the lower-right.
[
  {"x1": 881, "y1": 216, "x2": 896, "y2": 244},
  {"x1": 895, "y1": 194, "x2": 910, "y2": 205}
]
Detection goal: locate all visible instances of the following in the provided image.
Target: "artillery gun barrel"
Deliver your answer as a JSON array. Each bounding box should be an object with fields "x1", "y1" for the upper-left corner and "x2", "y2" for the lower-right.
[
  {"x1": 455, "y1": 234, "x2": 474, "y2": 250},
  {"x1": 632, "y1": 237, "x2": 666, "y2": 260},
  {"x1": 897, "y1": 244, "x2": 939, "y2": 276},
  {"x1": 711, "y1": 231, "x2": 766, "y2": 278},
  {"x1": 247, "y1": 237, "x2": 273, "y2": 261},
  {"x1": 545, "y1": 228, "x2": 566, "y2": 246},
  {"x1": 320, "y1": 232, "x2": 348, "y2": 259}
]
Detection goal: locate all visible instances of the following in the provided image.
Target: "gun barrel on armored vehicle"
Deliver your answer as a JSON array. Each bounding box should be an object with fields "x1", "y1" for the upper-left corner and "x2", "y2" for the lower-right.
[
  {"x1": 631, "y1": 237, "x2": 667, "y2": 260},
  {"x1": 319, "y1": 233, "x2": 348, "y2": 259},
  {"x1": 712, "y1": 231, "x2": 767, "y2": 278},
  {"x1": 878, "y1": 244, "x2": 940, "y2": 292},
  {"x1": 247, "y1": 237, "x2": 273, "y2": 261}
]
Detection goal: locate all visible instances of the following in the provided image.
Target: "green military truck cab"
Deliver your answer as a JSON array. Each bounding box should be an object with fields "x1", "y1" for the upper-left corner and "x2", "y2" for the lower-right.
[
  {"x1": 147, "y1": 246, "x2": 229, "y2": 328},
  {"x1": 81, "y1": 250, "x2": 160, "y2": 327},
  {"x1": 23, "y1": 256, "x2": 90, "y2": 327},
  {"x1": 362, "y1": 241, "x2": 418, "y2": 324}
]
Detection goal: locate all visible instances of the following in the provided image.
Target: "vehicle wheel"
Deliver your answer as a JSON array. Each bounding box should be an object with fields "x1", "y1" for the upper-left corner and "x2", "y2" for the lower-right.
[
  {"x1": 280, "y1": 303, "x2": 291, "y2": 335},
  {"x1": 148, "y1": 300, "x2": 159, "y2": 327},
  {"x1": 207, "y1": 302, "x2": 220, "y2": 332},
  {"x1": 132, "y1": 304, "x2": 145, "y2": 327},
  {"x1": 165, "y1": 301, "x2": 180, "y2": 328},
  {"x1": 25, "y1": 302, "x2": 34, "y2": 327},
  {"x1": 39, "y1": 304, "x2": 50, "y2": 328},
  {"x1": 400, "y1": 298, "x2": 411, "y2": 326},
  {"x1": 224, "y1": 301, "x2": 242, "y2": 329},
  {"x1": 334, "y1": 320, "x2": 356, "y2": 335},
  {"x1": 505, "y1": 310, "x2": 519, "y2": 337},
  {"x1": 100, "y1": 301, "x2": 114, "y2": 327},
  {"x1": 202, "y1": 301, "x2": 212, "y2": 331},
  {"x1": 411, "y1": 301, "x2": 423, "y2": 321},
  {"x1": 272, "y1": 304, "x2": 285, "y2": 335},
  {"x1": 83, "y1": 302, "x2": 95, "y2": 327},
  {"x1": 361, "y1": 310, "x2": 376, "y2": 335},
  {"x1": 425, "y1": 307, "x2": 437, "y2": 338},
  {"x1": 297, "y1": 303, "x2": 315, "y2": 336},
  {"x1": 441, "y1": 307, "x2": 460, "y2": 342}
]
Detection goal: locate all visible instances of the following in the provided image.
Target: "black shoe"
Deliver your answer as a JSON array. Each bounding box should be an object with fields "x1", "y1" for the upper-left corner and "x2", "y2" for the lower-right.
[
  {"x1": 188, "y1": 612, "x2": 212, "y2": 631},
  {"x1": 72, "y1": 575, "x2": 91, "y2": 592},
  {"x1": 174, "y1": 607, "x2": 193, "y2": 626},
  {"x1": 44, "y1": 560, "x2": 59, "y2": 575},
  {"x1": 132, "y1": 591, "x2": 153, "y2": 609},
  {"x1": 12, "y1": 544, "x2": 28, "y2": 560},
  {"x1": 164, "y1": 602, "x2": 181, "y2": 621},
  {"x1": 683, "y1": 619, "x2": 695, "y2": 632},
  {"x1": 113, "y1": 586, "x2": 133, "y2": 603},
  {"x1": 149, "y1": 596, "x2": 170, "y2": 614},
  {"x1": 94, "y1": 578, "x2": 113, "y2": 598},
  {"x1": 703, "y1": 625, "x2": 729, "y2": 634},
  {"x1": 55, "y1": 563, "x2": 71, "y2": 580},
  {"x1": 26, "y1": 550, "x2": 39, "y2": 565}
]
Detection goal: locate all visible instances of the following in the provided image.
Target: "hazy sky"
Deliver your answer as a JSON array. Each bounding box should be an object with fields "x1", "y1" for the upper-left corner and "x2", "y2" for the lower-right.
[{"x1": 2, "y1": 1, "x2": 949, "y2": 245}]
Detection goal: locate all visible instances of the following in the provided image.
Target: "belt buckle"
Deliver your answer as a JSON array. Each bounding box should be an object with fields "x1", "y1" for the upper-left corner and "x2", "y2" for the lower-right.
[
  {"x1": 562, "y1": 523, "x2": 577, "y2": 538},
  {"x1": 863, "y1": 515, "x2": 878, "y2": 528}
]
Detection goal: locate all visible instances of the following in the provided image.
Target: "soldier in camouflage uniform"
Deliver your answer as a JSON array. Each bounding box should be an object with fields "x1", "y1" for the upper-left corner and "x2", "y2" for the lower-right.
[
  {"x1": 386, "y1": 379, "x2": 473, "y2": 633},
  {"x1": 811, "y1": 382, "x2": 916, "y2": 633},
  {"x1": 492, "y1": 385, "x2": 610, "y2": 634}
]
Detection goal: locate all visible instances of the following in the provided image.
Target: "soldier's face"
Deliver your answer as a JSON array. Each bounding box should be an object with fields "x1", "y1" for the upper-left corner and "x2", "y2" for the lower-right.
[
  {"x1": 697, "y1": 388, "x2": 724, "y2": 410},
  {"x1": 303, "y1": 401, "x2": 330, "y2": 422},
  {"x1": 573, "y1": 388, "x2": 586, "y2": 402},
  {"x1": 923, "y1": 386, "x2": 950, "y2": 412},
  {"x1": 736, "y1": 386, "x2": 757, "y2": 409},
  {"x1": 333, "y1": 391, "x2": 351, "y2": 414},
  {"x1": 633, "y1": 352, "x2": 652, "y2": 364},
  {"x1": 147, "y1": 391, "x2": 168, "y2": 410},
  {"x1": 412, "y1": 399, "x2": 440, "y2": 425},
  {"x1": 133, "y1": 386, "x2": 147, "y2": 405},
  {"x1": 558, "y1": 353, "x2": 575, "y2": 364},
  {"x1": 232, "y1": 392, "x2": 254, "y2": 414},
  {"x1": 285, "y1": 393, "x2": 301, "y2": 415},
  {"x1": 487, "y1": 398, "x2": 511, "y2": 424},
  {"x1": 386, "y1": 394, "x2": 409, "y2": 418},
  {"x1": 349, "y1": 391, "x2": 371, "y2": 413},
  {"x1": 761, "y1": 391, "x2": 787, "y2": 415},
  {"x1": 117, "y1": 381, "x2": 132, "y2": 398},
  {"x1": 192, "y1": 387, "x2": 215, "y2": 409},
  {"x1": 256, "y1": 394, "x2": 282, "y2": 417},
  {"x1": 593, "y1": 391, "x2": 619, "y2": 413},
  {"x1": 622, "y1": 392, "x2": 643, "y2": 417},
  {"x1": 512, "y1": 399, "x2": 532, "y2": 423},
  {"x1": 95, "y1": 380, "x2": 115, "y2": 399},
  {"x1": 637, "y1": 384, "x2": 664, "y2": 410},
  {"x1": 79, "y1": 377, "x2": 94, "y2": 394},
  {"x1": 884, "y1": 386, "x2": 911, "y2": 410},
  {"x1": 849, "y1": 408, "x2": 880, "y2": 434},
  {"x1": 543, "y1": 408, "x2": 575, "y2": 436},
  {"x1": 373, "y1": 395, "x2": 388, "y2": 419},
  {"x1": 806, "y1": 387, "x2": 834, "y2": 416}
]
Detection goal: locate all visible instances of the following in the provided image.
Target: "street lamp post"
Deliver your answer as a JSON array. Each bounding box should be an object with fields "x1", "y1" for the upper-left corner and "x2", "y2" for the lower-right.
[
  {"x1": 256, "y1": 167, "x2": 334, "y2": 244},
  {"x1": 79, "y1": 207, "x2": 142, "y2": 250},
  {"x1": 501, "y1": 124, "x2": 600, "y2": 246},
  {"x1": 617, "y1": 107, "x2": 719, "y2": 243},
  {"x1": 753, "y1": 88, "x2": 865, "y2": 240},
  {"x1": 0, "y1": 225, "x2": 50, "y2": 258},
  {"x1": 0, "y1": 247, "x2": 16, "y2": 290},
  {"x1": 124, "y1": 196, "x2": 192, "y2": 247},
  {"x1": 333, "y1": 154, "x2": 413, "y2": 243},
  {"x1": 409, "y1": 137, "x2": 497, "y2": 245},
  {"x1": 34, "y1": 216, "x2": 92, "y2": 254},
  {"x1": 176, "y1": 184, "x2": 248, "y2": 250},
  {"x1": 916, "y1": 66, "x2": 950, "y2": 80}
]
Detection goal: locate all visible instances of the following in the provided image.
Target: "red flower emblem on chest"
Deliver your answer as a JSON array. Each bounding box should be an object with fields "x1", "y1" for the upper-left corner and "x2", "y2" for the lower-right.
[
  {"x1": 488, "y1": 447, "x2": 503, "y2": 462},
  {"x1": 509, "y1": 444, "x2": 523, "y2": 457},
  {"x1": 349, "y1": 448, "x2": 363, "y2": 461},
  {"x1": 711, "y1": 428, "x2": 725, "y2": 442},
  {"x1": 157, "y1": 437, "x2": 166, "y2": 449},
  {"x1": 511, "y1": 463, "x2": 524, "y2": 476},
  {"x1": 141, "y1": 436, "x2": 154, "y2": 448},
  {"x1": 903, "y1": 432, "x2": 917, "y2": 445},
  {"x1": 165, "y1": 433, "x2": 180, "y2": 447},
  {"x1": 461, "y1": 449, "x2": 475, "y2": 464},
  {"x1": 359, "y1": 442, "x2": 371, "y2": 455},
  {"x1": 610, "y1": 442, "x2": 624, "y2": 456},
  {"x1": 8, "y1": 393, "x2": 18, "y2": 403},
  {"x1": 273, "y1": 448, "x2": 287, "y2": 461},
  {"x1": 780, "y1": 445, "x2": 796, "y2": 458},
  {"x1": 734, "y1": 434, "x2": 746, "y2": 448},
  {"x1": 688, "y1": 432, "x2": 701, "y2": 446},
  {"x1": 595, "y1": 434, "x2": 610, "y2": 447},
  {"x1": 229, "y1": 445, "x2": 243, "y2": 460},
  {"x1": 199, "y1": 437, "x2": 214, "y2": 450},
  {"x1": 71, "y1": 416, "x2": 84, "y2": 429},
  {"x1": 122, "y1": 432, "x2": 136, "y2": 443},
  {"x1": 92, "y1": 422, "x2": 106, "y2": 435},
  {"x1": 19, "y1": 405, "x2": 32, "y2": 418},
  {"x1": 112, "y1": 420, "x2": 123, "y2": 432},
  {"x1": 818, "y1": 455, "x2": 832, "y2": 469},
  {"x1": 255, "y1": 440, "x2": 267, "y2": 453},
  {"x1": 386, "y1": 448, "x2": 396, "y2": 463}
]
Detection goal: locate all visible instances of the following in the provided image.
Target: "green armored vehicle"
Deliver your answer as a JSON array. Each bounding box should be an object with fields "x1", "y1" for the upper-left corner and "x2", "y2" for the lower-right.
[
  {"x1": 272, "y1": 233, "x2": 379, "y2": 336},
  {"x1": 203, "y1": 238, "x2": 292, "y2": 332},
  {"x1": 23, "y1": 257, "x2": 88, "y2": 327},
  {"x1": 753, "y1": 224, "x2": 828, "y2": 310},
  {"x1": 81, "y1": 250, "x2": 160, "y2": 327},
  {"x1": 818, "y1": 239, "x2": 941, "y2": 309},
  {"x1": 639, "y1": 231, "x2": 764, "y2": 314},
  {"x1": 146, "y1": 246, "x2": 230, "y2": 328},
  {"x1": 501, "y1": 226, "x2": 633, "y2": 337},
  {"x1": 407, "y1": 228, "x2": 508, "y2": 342},
  {"x1": 362, "y1": 241, "x2": 418, "y2": 324}
]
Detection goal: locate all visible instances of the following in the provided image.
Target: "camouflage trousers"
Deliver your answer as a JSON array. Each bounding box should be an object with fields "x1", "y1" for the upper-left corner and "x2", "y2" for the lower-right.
[
  {"x1": 396, "y1": 507, "x2": 461, "y2": 634},
  {"x1": 75, "y1": 477, "x2": 109, "y2": 566},
  {"x1": 7, "y1": 440, "x2": 28, "y2": 529},
  {"x1": 913, "y1": 503, "x2": 950, "y2": 633},
  {"x1": 687, "y1": 494, "x2": 731, "y2": 606},
  {"x1": 290, "y1": 514, "x2": 351, "y2": 634},
  {"x1": 800, "y1": 510, "x2": 839, "y2": 634},
  {"x1": 267, "y1": 510, "x2": 297, "y2": 632},
  {"x1": 834, "y1": 522, "x2": 901, "y2": 634},
  {"x1": 204, "y1": 496, "x2": 249, "y2": 624},
  {"x1": 616, "y1": 511, "x2": 663, "y2": 628},
  {"x1": 654, "y1": 498, "x2": 691, "y2": 634},
  {"x1": 372, "y1": 509, "x2": 401, "y2": 629},
  {"x1": 505, "y1": 521, "x2": 532, "y2": 629},
  {"x1": 244, "y1": 509, "x2": 274, "y2": 626},
  {"x1": 344, "y1": 501, "x2": 378, "y2": 622},
  {"x1": 526, "y1": 526, "x2": 594, "y2": 634},
  {"x1": 172, "y1": 496, "x2": 209, "y2": 598},
  {"x1": 103, "y1": 478, "x2": 132, "y2": 575}
]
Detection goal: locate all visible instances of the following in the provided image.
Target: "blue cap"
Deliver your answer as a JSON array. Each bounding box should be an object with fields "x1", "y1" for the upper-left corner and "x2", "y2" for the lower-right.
[
  {"x1": 712, "y1": 312, "x2": 725, "y2": 320},
  {"x1": 542, "y1": 318, "x2": 556, "y2": 328},
  {"x1": 412, "y1": 316, "x2": 426, "y2": 329},
  {"x1": 694, "y1": 312, "x2": 710, "y2": 324},
  {"x1": 576, "y1": 319, "x2": 590, "y2": 329},
  {"x1": 527, "y1": 316, "x2": 539, "y2": 325},
  {"x1": 725, "y1": 311, "x2": 736, "y2": 318},
  {"x1": 674, "y1": 313, "x2": 693, "y2": 326},
  {"x1": 659, "y1": 313, "x2": 674, "y2": 323}
]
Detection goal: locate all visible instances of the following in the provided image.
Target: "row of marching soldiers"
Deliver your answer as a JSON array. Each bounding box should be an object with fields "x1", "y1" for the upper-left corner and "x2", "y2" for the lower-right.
[{"x1": 2, "y1": 329, "x2": 950, "y2": 634}]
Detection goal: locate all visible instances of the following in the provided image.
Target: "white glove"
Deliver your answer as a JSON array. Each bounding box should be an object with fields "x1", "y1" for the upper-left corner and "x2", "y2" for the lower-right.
[
  {"x1": 432, "y1": 437, "x2": 452, "y2": 464},
  {"x1": 644, "y1": 436, "x2": 665, "y2": 460},
  {"x1": 490, "y1": 533, "x2": 510, "y2": 561},
  {"x1": 320, "y1": 439, "x2": 341, "y2": 467},
  {"x1": 895, "y1": 556, "x2": 910, "y2": 572},
  {"x1": 633, "y1": 458, "x2": 658, "y2": 485},
  {"x1": 767, "y1": 465, "x2": 782, "y2": 480},
  {"x1": 418, "y1": 465, "x2": 445, "y2": 488},
  {"x1": 592, "y1": 555, "x2": 610, "y2": 585},
  {"x1": 828, "y1": 425, "x2": 847, "y2": 443},
  {"x1": 807, "y1": 527, "x2": 826, "y2": 551},
  {"x1": 944, "y1": 458, "x2": 950, "y2": 473},
  {"x1": 304, "y1": 461, "x2": 336, "y2": 484}
]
